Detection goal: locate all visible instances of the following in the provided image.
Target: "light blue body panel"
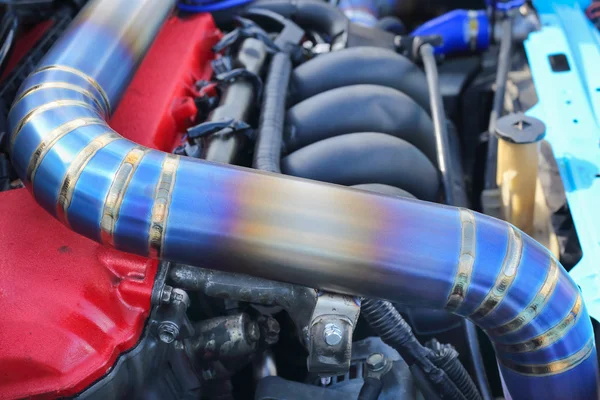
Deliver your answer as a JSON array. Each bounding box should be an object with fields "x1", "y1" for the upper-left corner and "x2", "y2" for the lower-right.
[{"x1": 525, "y1": 0, "x2": 600, "y2": 321}]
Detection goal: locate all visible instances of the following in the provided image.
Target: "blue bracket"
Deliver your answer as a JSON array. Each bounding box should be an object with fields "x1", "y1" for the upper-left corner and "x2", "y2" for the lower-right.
[{"x1": 525, "y1": 0, "x2": 600, "y2": 320}]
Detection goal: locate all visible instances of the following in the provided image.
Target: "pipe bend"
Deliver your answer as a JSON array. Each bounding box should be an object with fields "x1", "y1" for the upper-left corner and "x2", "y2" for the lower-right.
[
  {"x1": 290, "y1": 46, "x2": 430, "y2": 112},
  {"x1": 8, "y1": 1, "x2": 598, "y2": 399},
  {"x1": 285, "y1": 84, "x2": 436, "y2": 163},
  {"x1": 281, "y1": 132, "x2": 439, "y2": 201}
]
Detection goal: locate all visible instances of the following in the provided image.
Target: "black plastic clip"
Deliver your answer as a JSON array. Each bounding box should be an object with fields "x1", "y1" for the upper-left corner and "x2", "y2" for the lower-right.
[
  {"x1": 187, "y1": 119, "x2": 251, "y2": 140},
  {"x1": 175, "y1": 119, "x2": 253, "y2": 158},
  {"x1": 211, "y1": 55, "x2": 233, "y2": 75},
  {"x1": 213, "y1": 17, "x2": 280, "y2": 54}
]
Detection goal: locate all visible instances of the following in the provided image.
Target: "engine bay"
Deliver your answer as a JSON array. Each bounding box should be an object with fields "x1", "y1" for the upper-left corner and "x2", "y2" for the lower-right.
[{"x1": 1, "y1": 0, "x2": 599, "y2": 399}]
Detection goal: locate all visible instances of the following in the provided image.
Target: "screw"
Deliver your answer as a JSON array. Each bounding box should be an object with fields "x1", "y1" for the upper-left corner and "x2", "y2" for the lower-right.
[
  {"x1": 366, "y1": 353, "x2": 386, "y2": 372},
  {"x1": 323, "y1": 323, "x2": 343, "y2": 346},
  {"x1": 158, "y1": 322, "x2": 179, "y2": 343}
]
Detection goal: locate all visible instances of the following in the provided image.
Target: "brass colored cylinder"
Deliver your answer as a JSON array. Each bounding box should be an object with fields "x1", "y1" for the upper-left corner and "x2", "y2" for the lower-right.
[
  {"x1": 494, "y1": 113, "x2": 546, "y2": 235},
  {"x1": 497, "y1": 140, "x2": 539, "y2": 234}
]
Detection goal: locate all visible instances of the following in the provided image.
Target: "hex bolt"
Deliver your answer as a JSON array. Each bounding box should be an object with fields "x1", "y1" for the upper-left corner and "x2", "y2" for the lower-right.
[
  {"x1": 158, "y1": 322, "x2": 179, "y2": 344},
  {"x1": 323, "y1": 323, "x2": 343, "y2": 346},
  {"x1": 366, "y1": 353, "x2": 386, "y2": 372}
]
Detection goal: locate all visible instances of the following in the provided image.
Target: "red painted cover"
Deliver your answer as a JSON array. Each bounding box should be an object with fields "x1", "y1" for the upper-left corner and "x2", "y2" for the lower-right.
[{"x1": 0, "y1": 13, "x2": 218, "y2": 399}]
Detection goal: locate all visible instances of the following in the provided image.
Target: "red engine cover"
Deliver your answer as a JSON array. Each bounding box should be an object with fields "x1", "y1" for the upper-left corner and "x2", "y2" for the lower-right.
[{"x1": 0, "y1": 13, "x2": 218, "y2": 399}]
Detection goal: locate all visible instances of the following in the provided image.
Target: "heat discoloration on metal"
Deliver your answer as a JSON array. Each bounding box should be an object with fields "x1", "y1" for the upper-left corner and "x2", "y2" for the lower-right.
[
  {"x1": 12, "y1": 82, "x2": 108, "y2": 116},
  {"x1": 148, "y1": 154, "x2": 179, "y2": 258},
  {"x1": 495, "y1": 294, "x2": 582, "y2": 353},
  {"x1": 500, "y1": 337, "x2": 594, "y2": 376},
  {"x1": 56, "y1": 131, "x2": 121, "y2": 226},
  {"x1": 489, "y1": 258, "x2": 559, "y2": 336},
  {"x1": 471, "y1": 226, "x2": 523, "y2": 320},
  {"x1": 34, "y1": 65, "x2": 111, "y2": 114},
  {"x1": 100, "y1": 146, "x2": 148, "y2": 246},
  {"x1": 27, "y1": 117, "x2": 105, "y2": 184},
  {"x1": 446, "y1": 209, "x2": 476, "y2": 311},
  {"x1": 10, "y1": 100, "x2": 97, "y2": 149}
]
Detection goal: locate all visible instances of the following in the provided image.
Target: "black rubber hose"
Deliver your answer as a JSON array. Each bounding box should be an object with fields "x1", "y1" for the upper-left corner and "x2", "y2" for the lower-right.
[
  {"x1": 246, "y1": 0, "x2": 349, "y2": 47},
  {"x1": 285, "y1": 84, "x2": 436, "y2": 163},
  {"x1": 281, "y1": 132, "x2": 439, "y2": 201},
  {"x1": 361, "y1": 299, "x2": 468, "y2": 400},
  {"x1": 358, "y1": 377, "x2": 383, "y2": 400},
  {"x1": 484, "y1": 17, "x2": 513, "y2": 190},
  {"x1": 253, "y1": 52, "x2": 292, "y2": 173},
  {"x1": 420, "y1": 43, "x2": 455, "y2": 206},
  {"x1": 426, "y1": 339, "x2": 482, "y2": 400},
  {"x1": 376, "y1": 16, "x2": 407, "y2": 35},
  {"x1": 290, "y1": 47, "x2": 430, "y2": 112}
]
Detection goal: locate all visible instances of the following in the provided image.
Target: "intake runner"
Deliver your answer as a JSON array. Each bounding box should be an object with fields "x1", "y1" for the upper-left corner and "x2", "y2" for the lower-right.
[{"x1": 7, "y1": 0, "x2": 599, "y2": 399}]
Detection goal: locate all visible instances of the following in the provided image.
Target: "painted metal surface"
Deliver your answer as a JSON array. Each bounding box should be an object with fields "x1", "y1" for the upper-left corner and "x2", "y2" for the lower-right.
[
  {"x1": 0, "y1": 187, "x2": 157, "y2": 399},
  {"x1": 524, "y1": 0, "x2": 600, "y2": 326},
  {"x1": 0, "y1": 9, "x2": 217, "y2": 398},
  {"x1": 5, "y1": 0, "x2": 599, "y2": 398}
]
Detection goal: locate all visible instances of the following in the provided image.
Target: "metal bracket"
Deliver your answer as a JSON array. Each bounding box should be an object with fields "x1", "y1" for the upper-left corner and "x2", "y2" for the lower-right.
[
  {"x1": 307, "y1": 293, "x2": 361, "y2": 376},
  {"x1": 151, "y1": 286, "x2": 194, "y2": 344}
]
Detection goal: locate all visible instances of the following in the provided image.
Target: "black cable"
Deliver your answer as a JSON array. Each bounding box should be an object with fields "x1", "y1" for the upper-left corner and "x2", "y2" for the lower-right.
[
  {"x1": 357, "y1": 377, "x2": 383, "y2": 400},
  {"x1": 484, "y1": 17, "x2": 513, "y2": 190},
  {"x1": 361, "y1": 299, "x2": 474, "y2": 400},
  {"x1": 426, "y1": 339, "x2": 482, "y2": 400},
  {"x1": 253, "y1": 52, "x2": 291, "y2": 173},
  {"x1": 420, "y1": 43, "x2": 454, "y2": 205}
]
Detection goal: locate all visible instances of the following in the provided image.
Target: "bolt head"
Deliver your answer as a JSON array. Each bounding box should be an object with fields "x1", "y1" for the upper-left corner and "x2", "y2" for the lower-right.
[
  {"x1": 323, "y1": 323, "x2": 343, "y2": 346},
  {"x1": 366, "y1": 353, "x2": 386, "y2": 372},
  {"x1": 158, "y1": 322, "x2": 179, "y2": 344}
]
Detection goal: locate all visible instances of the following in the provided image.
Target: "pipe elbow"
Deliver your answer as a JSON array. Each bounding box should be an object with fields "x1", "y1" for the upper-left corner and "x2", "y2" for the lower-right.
[{"x1": 448, "y1": 211, "x2": 597, "y2": 399}]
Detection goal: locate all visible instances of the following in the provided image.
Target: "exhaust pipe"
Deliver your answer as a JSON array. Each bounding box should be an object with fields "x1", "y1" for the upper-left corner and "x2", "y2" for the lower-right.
[{"x1": 8, "y1": 1, "x2": 599, "y2": 399}]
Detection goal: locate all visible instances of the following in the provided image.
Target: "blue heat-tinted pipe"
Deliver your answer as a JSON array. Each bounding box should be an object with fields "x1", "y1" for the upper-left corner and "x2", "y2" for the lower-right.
[{"x1": 7, "y1": 0, "x2": 599, "y2": 398}]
